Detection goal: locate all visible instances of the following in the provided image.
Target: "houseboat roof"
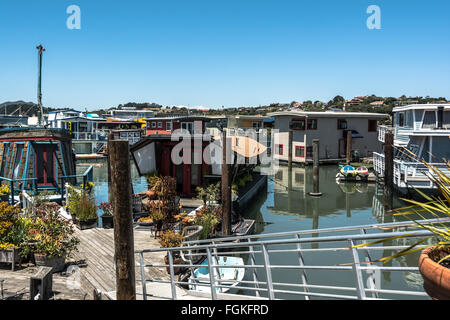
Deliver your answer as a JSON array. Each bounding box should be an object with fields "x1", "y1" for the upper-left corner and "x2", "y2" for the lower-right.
[
  {"x1": 0, "y1": 127, "x2": 72, "y2": 140},
  {"x1": 392, "y1": 104, "x2": 450, "y2": 112},
  {"x1": 143, "y1": 116, "x2": 210, "y2": 121},
  {"x1": 227, "y1": 115, "x2": 269, "y2": 120},
  {"x1": 268, "y1": 111, "x2": 389, "y2": 119}
]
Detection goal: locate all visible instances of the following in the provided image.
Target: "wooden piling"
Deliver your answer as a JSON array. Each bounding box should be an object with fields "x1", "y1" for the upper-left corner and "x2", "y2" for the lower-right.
[
  {"x1": 346, "y1": 130, "x2": 352, "y2": 164},
  {"x1": 221, "y1": 130, "x2": 232, "y2": 236},
  {"x1": 109, "y1": 139, "x2": 136, "y2": 300},
  {"x1": 309, "y1": 139, "x2": 322, "y2": 196},
  {"x1": 107, "y1": 133, "x2": 113, "y2": 203},
  {"x1": 288, "y1": 129, "x2": 293, "y2": 169},
  {"x1": 384, "y1": 131, "x2": 394, "y2": 209}
]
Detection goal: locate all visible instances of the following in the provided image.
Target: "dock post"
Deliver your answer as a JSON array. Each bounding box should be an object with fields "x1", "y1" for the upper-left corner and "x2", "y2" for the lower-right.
[
  {"x1": 109, "y1": 139, "x2": 136, "y2": 300},
  {"x1": 346, "y1": 130, "x2": 352, "y2": 164},
  {"x1": 221, "y1": 130, "x2": 232, "y2": 236},
  {"x1": 107, "y1": 133, "x2": 113, "y2": 203},
  {"x1": 384, "y1": 131, "x2": 394, "y2": 209},
  {"x1": 288, "y1": 129, "x2": 293, "y2": 169},
  {"x1": 308, "y1": 139, "x2": 322, "y2": 196}
]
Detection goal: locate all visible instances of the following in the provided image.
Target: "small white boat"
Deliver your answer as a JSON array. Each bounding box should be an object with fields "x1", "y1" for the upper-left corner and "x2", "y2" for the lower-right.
[
  {"x1": 355, "y1": 166, "x2": 369, "y2": 176},
  {"x1": 188, "y1": 256, "x2": 245, "y2": 293}
]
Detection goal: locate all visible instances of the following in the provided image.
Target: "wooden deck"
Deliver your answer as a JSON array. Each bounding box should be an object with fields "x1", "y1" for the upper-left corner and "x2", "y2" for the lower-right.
[{"x1": 70, "y1": 227, "x2": 170, "y2": 299}]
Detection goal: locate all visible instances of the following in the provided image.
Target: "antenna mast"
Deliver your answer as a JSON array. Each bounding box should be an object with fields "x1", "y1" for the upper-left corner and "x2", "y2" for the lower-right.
[{"x1": 36, "y1": 44, "x2": 45, "y2": 126}]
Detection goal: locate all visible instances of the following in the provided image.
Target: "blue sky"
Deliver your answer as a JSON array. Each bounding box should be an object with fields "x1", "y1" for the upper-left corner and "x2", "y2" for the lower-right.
[{"x1": 0, "y1": 0, "x2": 449, "y2": 110}]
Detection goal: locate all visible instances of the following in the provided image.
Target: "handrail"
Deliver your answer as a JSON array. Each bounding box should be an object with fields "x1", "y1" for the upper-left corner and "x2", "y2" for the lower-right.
[
  {"x1": 0, "y1": 177, "x2": 38, "y2": 205},
  {"x1": 135, "y1": 219, "x2": 446, "y2": 300}
]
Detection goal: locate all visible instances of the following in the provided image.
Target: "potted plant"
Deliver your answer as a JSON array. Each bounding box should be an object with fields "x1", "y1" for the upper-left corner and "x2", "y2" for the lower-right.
[
  {"x1": 158, "y1": 230, "x2": 184, "y2": 275},
  {"x1": 137, "y1": 216, "x2": 153, "y2": 226},
  {"x1": 0, "y1": 184, "x2": 10, "y2": 203},
  {"x1": 99, "y1": 202, "x2": 114, "y2": 229},
  {"x1": 68, "y1": 186, "x2": 98, "y2": 230},
  {"x1": 150, "y1": 209, "x2": 164, "y2": 237},
  {"x1": 354, "y1": 159, "x2": 450, "y2": 300},
  {"x1": 27, "y1": 202, "x2": 80, "y2": 273}
]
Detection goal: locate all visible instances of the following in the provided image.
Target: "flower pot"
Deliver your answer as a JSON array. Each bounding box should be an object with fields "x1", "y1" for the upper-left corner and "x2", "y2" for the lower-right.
[
  {"x1": 0, "y1": 248, "x2": 21, "y2": 271},
  {"x1": 34, "y1": 253, "x2": 66, "y2": 273},
  {"x1": 164, "y1": 255, "x2": 183, "y2": 275},
  {"x1": 101, "y1": 215, "x2": 114, "y2": 229},
  {"x1": 73, "y1": 217, "x2": 98, "y2": 230},
  {"x1": 418, "y1": 246, "x2": 450, "y2": 300}
]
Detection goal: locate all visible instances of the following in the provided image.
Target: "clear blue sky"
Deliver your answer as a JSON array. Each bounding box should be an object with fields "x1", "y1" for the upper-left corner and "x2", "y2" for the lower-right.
[{"x1": 0, "y1": 0, "x2": 449, "y2": 110}]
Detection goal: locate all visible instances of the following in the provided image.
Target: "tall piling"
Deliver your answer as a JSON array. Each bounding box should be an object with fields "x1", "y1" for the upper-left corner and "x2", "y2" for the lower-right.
[
  {"x1": 346, "y1": 130, "x2": 352, "y2": 164},
  {"x1": 107, "y1": 133, "x2": 113, "y2": 203},
  {"x1": 384, "y1": 131, "x2": 394, "y2": 209},
  {"x1": 109, "y1": 139, "x2": 136, "y2": 300},
  {"x1": 309, "y1": 139, "x2": 322, "y2": 196},
  {"x1": 288, "y1": 129, "x2": 293, "y2": 169},
  {"x1": 221, "y1": 130, "x2": 232, "y2": 236}
]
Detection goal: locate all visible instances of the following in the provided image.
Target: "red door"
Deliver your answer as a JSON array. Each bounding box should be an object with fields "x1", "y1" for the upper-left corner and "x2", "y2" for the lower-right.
[{"x1": 35, "y1": 145, "x2": 57, "y2": 186}]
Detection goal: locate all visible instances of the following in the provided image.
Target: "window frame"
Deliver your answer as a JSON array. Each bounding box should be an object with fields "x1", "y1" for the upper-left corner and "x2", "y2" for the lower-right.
[
  {"x1": 295, "y1": 146, "x2": 305, "y2": 157},
  {"x1": 307, "y1": 119, "x2": 318, "y2": 130},
  {"x1": 368, "y1": 119, "x2": 378, "y2": 132},
  {"x1": 275, "y1": 144, "x2": 283, "y2": 155},
  {"x1": 337, "y1": 119, "x2": 347, "y2": 130}
]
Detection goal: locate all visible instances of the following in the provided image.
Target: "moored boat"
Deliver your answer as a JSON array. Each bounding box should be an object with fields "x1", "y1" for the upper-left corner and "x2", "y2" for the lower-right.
[
  {"x1": 188, "y1": 256, "x2": 245, "y2": 293},
  {"x1": 340, "y1": 165, "x2": 356, "y2": 177}
]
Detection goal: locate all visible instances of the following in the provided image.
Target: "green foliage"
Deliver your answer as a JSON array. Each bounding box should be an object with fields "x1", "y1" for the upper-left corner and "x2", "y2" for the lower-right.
[
  {"x1": 194, "y1": 206, "x2": 220, "y2": 240},
  {"x1": 157, "y1": 230, "x2": 184, "y2": 248},
  {"x1": 68, "y1": 185, "x2": 97, "y2": 221},
  {"x1": 353, "y1": 156, "x2": 450, "y2": 265},
  {"x1": 196, "y1": 182, "x2": 221, "y2": 204}
]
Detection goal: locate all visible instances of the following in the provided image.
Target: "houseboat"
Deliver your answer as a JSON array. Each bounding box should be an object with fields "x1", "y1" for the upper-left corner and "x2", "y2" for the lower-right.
[
  {"x1": 268, "y1": 111, "x2": 389, "y2": 164},
  {"x1": 373, "y1": 104, "x2": 450, "y2": 193},
  {"x1": 0, "y1": 127, "x2": 79, "y2": 205}
]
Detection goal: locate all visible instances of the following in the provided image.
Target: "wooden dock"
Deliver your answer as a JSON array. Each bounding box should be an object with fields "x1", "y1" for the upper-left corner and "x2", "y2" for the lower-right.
[{"x1": 70, "y1": 227, "x2": 170, "y2": 299}]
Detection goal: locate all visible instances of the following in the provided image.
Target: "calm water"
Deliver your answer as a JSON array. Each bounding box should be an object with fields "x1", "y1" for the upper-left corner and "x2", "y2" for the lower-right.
[{"x1": 77, "y1": 160, "x2": 428, "y2": 299}]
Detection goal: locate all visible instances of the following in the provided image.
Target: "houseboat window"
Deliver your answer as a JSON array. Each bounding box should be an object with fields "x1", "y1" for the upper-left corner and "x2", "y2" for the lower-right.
[
  {"x1": 291, "y1": 119, "x2": 305, "y2": 130},
  {"x1": 422, "y1": 111, "x2": 437, "y2": 129},
  {"x1": 166, "y1": 122, "x2": 172, "y2": 131},
  {"x1": 398, "y1": 113, "x2": 405, "y2": 127},
  {"x1": 337, "y1": 119, "x2": 347, "y2": 130},
  {"x1": 368, "y1": 120, "x2": 377, "y2": 132},
  {"x1": 275, "y1": 144, "x2": 283, "y2": 155},
  {"x1": 252, "y1": 122, "x2": 261, "y2": 130},
  {"x1": 12, "y1": 144, "x2": 24, "y2": 179},
  {"x1": 158, "y1": 122, "x2": 162, "y2": 128},
  {"x1": 444, "y1": 111, "x2": 450, "y2": 129},
  {"x1": 295, "y1": 146, "x2": 305, "y2": 157},
  {"x1": 307, "y1": 119, "x2": 318, "y2": 130},
  {"x1": 0, "y1": 144, "x2": 10, "y2": 177},
  {"x1": 151, "y1": 122, "x2": 156, "y2": 128},
  {"x1": 181, "y1": 122, "x2": 194, "y2": 134}
]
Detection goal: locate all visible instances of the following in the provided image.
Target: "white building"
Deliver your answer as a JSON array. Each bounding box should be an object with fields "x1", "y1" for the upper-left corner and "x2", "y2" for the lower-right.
[
  {"x1": 373, "y1": 104, "x2": 450, "y2": 192},
  {"x1": 268, "y1": 111, "x2": 389, "y2": 163}
]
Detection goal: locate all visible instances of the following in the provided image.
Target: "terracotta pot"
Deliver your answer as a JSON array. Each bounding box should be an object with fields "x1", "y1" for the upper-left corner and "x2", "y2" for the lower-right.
[
  {"x1": 34, "y1": 253, "x2": 66, "y2": 273},
  {"x1": 146, "y1": 190, "x2": 156, "y2": 199},
  {"x1": 418, "y1": 246, "x2": 450, "y2": 300},
  {"x1": 164, "y1": 255, "x2": 183, "y2": 275}
]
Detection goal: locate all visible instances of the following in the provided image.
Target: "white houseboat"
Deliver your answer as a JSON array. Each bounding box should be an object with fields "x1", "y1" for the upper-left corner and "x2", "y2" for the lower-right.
[{"x1": 373, "y1": 104, "x2": 450, "y2": 192}]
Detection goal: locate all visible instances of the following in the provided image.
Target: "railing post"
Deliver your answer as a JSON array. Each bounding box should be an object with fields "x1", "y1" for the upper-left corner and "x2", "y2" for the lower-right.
[
  {"x1": 349, "y1": 240, "x2": 367, "y2": 300},
  {"x1": 261, "y1": 244, "x2": 275, "y2": 300},
  {"x1": 295, "y1": 234, "x2": 310, "y2": 300},
  {"x1": 139, "y1": 252, "x2": 147, "y2": 300},
  {"x1": 359, "y1": 229, "x2": 379, "y2": 299},
  {"x1": 247, "y1": 238, "x2": 261, "y2": 297},
  {"x1": 167, "y1": 250, "x2": 177, "y2": 300},
  {"x1": 206, "y1": 247, "x2": 217, "y2": 300}
]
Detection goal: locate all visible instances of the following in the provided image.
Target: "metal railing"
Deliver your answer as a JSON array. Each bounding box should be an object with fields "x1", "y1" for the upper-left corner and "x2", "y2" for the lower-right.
[
  {"x1": 377, "y1": 125, "x2": 393, "y2": 143},
  {"x1": 58, "y1": 165, "x2": 94, "y2": 205},
  {"x1": 0, "y1": 177, "x2": 38, "y2": 205},
  {"x1": 135, "y1": 218, "x2": 449, "y2": 300}
]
